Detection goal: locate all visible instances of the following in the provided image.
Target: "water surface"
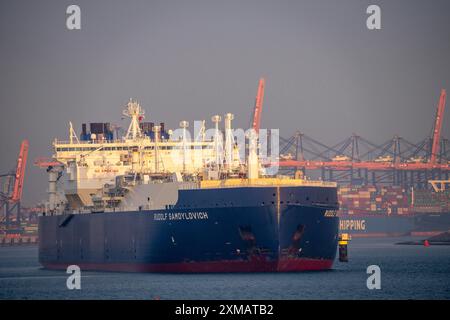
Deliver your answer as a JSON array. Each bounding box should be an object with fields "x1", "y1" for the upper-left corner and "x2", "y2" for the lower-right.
[{"x1": 1, "y1": 237, "x2": 449, "y2": 299}]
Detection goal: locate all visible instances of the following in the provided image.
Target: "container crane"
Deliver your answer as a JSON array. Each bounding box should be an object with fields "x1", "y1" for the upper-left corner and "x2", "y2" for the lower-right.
[
  {"x1": 251, "y1": 78, "x2": 265, "y2": 134},
  {"x1": 246, "y1": 77, "x2": 266, "y2": 179},
  {"x1": 275, "y1": 89, "x2": 450, "y2": 188},
  {"x1": 430, "y1": 89, "x2": 446, "y2": 164},
  {"x1": 0, "y1": 140, "x2": 29, "y2": 231},
  {"x1": 12, "y1": 140, "x2": 29, "y2": 202}
]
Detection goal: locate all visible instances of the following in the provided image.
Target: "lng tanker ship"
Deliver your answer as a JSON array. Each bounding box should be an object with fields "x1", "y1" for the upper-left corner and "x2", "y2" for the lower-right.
[{"x1": 38, "y1": 100, "x2": 340, "y2": 272}]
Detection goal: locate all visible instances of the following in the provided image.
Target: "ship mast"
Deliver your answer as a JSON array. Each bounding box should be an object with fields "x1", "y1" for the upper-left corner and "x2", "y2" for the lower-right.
[
  {"x1": 224, "y1": 113, "x2": 234, "y2": 172},
  {"x1": 123, "y1": 99, "x2": 145, "y2": 140},
  {"x1": 153, "y1": 125, "x2": 161, "y2": 173},
  {"x1": 180, "y1": 121, "x2": 189, "y2": 173},
  {"x1": 68, "y1": 121, "x2": 79, "y2": 144},
  {"x1": 211, "y1": 115, "x2": 223, "y2": 170}
]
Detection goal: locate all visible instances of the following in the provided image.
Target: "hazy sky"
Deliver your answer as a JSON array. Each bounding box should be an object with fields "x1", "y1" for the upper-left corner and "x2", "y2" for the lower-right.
[{"x1": 1, "y1": 0, "x2": 450, "y2": 205}]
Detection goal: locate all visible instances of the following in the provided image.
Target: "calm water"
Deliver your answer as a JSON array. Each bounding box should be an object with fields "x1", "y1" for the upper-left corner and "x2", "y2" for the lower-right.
[{"x1": 1, "y1": 237, "x2": 449, "y2": 300}]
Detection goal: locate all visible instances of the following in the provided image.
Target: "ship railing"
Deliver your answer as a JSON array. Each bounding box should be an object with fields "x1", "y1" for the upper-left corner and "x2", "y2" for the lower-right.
[
  {"x1": 54, "y1": 139, "x2": 131, "y2": 145},
  {"x1": 54, "y1": 137, "x2": 216, "y2": 145},
  {"x1": 199, "y1": 178, "x2": 337, "y2": 189},
  {"x1": 178, "y1": 182, "x2": 201, "y2": 190}
]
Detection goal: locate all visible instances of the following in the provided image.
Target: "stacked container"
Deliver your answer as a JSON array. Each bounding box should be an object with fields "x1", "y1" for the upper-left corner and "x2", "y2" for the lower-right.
[{"x1": 338, "y1": 185, "x2": 411, "y2": 215}]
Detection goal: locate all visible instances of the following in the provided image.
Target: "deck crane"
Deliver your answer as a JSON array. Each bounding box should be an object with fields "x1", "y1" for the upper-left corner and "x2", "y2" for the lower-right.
[
  {"x1": 430, "y1": 89, "x2": 447, "y2": 164},
  {"x1": 0, "y1": 140, "x2": 29, "y2": 230},
  {"x1": 34, "y1": 157, "x2": 65, "y2": 215}
]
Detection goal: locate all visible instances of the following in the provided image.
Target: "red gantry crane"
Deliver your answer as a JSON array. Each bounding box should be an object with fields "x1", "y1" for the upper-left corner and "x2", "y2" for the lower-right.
[
  {"x1": 430, "y1": 89, "x2": 446, "y2": 164},
  {"x1": 252, "y1": 78, "x2": 265, "y2": 134},
  {"x1": 0, "y1": 140, "x2": 29, "y2": 231},
  {"x1": 272, "y1": 89, "x2": 450, "y2": 187},
  {"x1": 11, "y1": 140, "x2": 29, "y2": 203}
]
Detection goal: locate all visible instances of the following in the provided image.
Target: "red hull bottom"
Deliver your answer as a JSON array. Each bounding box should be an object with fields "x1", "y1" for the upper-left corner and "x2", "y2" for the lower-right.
[{"x1": 42, "y1": 258, "x2": 334, "y2": 273}]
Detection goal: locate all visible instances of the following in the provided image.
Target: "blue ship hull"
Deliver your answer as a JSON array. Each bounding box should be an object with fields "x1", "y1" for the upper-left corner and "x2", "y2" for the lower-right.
[{"x1": 39, "y1": 186, "x2": 339, "y2": 272}]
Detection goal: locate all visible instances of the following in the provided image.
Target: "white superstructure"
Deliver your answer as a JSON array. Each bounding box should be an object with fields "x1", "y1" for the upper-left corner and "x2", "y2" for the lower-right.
[{"x1": 52, "y1": 100, "x2": 243, "y2": 209}]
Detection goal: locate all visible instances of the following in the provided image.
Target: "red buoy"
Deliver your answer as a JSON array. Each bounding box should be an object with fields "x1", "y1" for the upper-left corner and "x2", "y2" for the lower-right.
[{"x1": 424, "y1": 240, "x2": 430, "y2": 247}]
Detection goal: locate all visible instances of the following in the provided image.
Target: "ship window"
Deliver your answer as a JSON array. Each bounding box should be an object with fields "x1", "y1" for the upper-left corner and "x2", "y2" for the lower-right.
[
  {"x1": 306, "y1": 197, "x2": 310, "y2": 201},
  {"x1": 273, "y1": 193, "x2": 276, "y2": 197}
]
